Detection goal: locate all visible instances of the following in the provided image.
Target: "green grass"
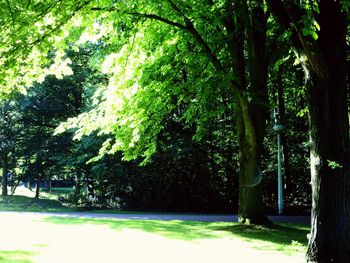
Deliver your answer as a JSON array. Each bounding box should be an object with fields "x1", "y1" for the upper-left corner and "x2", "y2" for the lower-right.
[
  {"x1": 216, "y1": 223, "x2": 309, "y2": 255},
  {"x1": 0, "y1": 213, "x2": 309, "y2": 262},
  {"x1": 0, "y1": 185, "x2": 77, "y2": 212},
  {"x1": 50, "y1": 187, "x2": 74, "y2": 194},
  {"x1": 0, "y1": 193, "x2": 162, "y2": 214},
  {"x1": 0, "y1": 251, "x2": 36, "y2": 263},
  {"x1": 41, "y1": 216, "x2": 309, "y2": 256},
  {"x1": 0, "y1": 195, "x2": 73, "y2": 212},
  {"x1": 0, "y1": 189, "x2": 309, "y2": 261},
  {"x1": 40, "y1": 187, "x2": 73, "y2": 200}
]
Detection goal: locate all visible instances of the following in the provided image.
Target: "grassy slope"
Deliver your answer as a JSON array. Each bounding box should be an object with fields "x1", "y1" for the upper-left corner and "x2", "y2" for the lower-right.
[
  {"x1": 0, "y1": 195, "x2": 72, "y2": 212},
  {"x1": 0, "y1": 185, "x2": 76, "y2": 212}
]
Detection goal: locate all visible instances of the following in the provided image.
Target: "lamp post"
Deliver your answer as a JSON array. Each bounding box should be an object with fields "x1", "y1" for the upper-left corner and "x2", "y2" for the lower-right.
[{"x1": 273, "y1": 110, "x2": 284, "y2": 215}]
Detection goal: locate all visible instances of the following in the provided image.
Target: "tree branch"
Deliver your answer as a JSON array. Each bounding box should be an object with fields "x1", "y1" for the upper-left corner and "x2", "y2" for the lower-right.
[
  {"x1": 128, "y1": 12, "x2": 189, "y2": 31},
  {"x1": 91, "y1": 3, "x2": 240, "y2": 88},
  {"x1": 188, "y1": 22, "x2": 225, "y2": 71},
  {"x1": 166, "y1": 0, "x2": 224, "y2": 72},
  {"x1": 167, "y1": 0, "x2": 187, "y2": 17},
  {"x1": 90, "y1": 6, "x2": 190, "y2": 31},
  {"x1": 265, "y1": 0, "x2": 304, "y2": 51},
  {"x1": 26, "y1": 0, "x2": 31, "y2": 9}
]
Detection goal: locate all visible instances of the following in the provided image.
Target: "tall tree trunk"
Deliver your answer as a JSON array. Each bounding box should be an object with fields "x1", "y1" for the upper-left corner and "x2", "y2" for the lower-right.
[
  {"x1": 47, "y1": 180, "x2": 51, "y2": 192},
  {"x1": 35, "y1": 174, "x2": 41, "y2": 198},
  {"x1": 306, "y1": 73, "x2": 350, "y2": 262},
  {"x1": 305, "y1": 1, "x2": 350, "y2": 261},
  {"x1": 75, "y1": 173, "x2": 81, "y2": 196},
  {"x1": 223, "y1": 0, "x2": 270, "y2": 224},
  {"x1": 1, "y1": 153, "x2": 8, "y2": 196},
  {"x1": 236, "y1": 94, "x2": 269, "y2": 224},
  {"x1": 86, "y1": 173, "x2": 94, "y2": 207},
  {"x1": 11, "y1": 179, "x2": 20, "y2": 195},
  {"x1": 28, "y1": 177, "x2": 32, "y2": 191},
  {"x1": 236, "y1": 0, "x2": 270, "y2": 224},
  {"x1": 267, "y1": 0, "x2": 349, "y2": 259}
]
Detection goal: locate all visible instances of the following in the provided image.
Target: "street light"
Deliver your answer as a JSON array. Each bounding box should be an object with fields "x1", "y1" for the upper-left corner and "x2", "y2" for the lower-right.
[{"x1": 273, "y1": 109, "x2": 284, "y2": 215}]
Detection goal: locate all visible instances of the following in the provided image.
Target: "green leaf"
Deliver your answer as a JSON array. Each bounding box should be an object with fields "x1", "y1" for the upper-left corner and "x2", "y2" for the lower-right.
[
  {"x1": 314, "y1": 21, "x2": 320, "y2": 31},
  {"x1": 327, "y1": 160, "x2": 343, "y2": 169},
  {"x1": 302, "y1": 27, "x2": 309, "y2": 36}
]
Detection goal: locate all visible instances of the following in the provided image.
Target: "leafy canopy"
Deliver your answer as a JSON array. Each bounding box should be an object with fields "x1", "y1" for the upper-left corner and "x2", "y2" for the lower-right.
[{"x1": 1, "y1": 0, "x2": 267, "y2": 163}]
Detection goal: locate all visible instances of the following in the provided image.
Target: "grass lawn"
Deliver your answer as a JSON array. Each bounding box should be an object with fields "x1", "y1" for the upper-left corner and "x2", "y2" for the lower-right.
[
  {"x1": 0, "y1": 185, "x2": 76, "y2": 213},
  {"x1": 0, "y1": 195, "x2": 75, "y2": 213},
  {"x1": 0, "y1": 189, "x2": 309, "y2": 262},
  {"x1": 0, "y1": 213, "x2": 308, "y2": 263},
  {"x1": 40, "y1": 187, "x2": 74, "y2": 200}
]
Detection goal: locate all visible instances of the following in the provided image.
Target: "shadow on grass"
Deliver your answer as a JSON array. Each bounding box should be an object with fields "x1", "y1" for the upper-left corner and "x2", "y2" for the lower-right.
[
  {"x1": 41, "y1": 216, "x2": 309, "y2": 245},
  {"x1": 41, "y1": 217, "x2": 227, "y2": 240},
  {"x1": 0, "y1": 250, "x2": 36, "y2": 263},
  {"x1": 213, "y1": 223, "x2": 310, "y2": 255}
]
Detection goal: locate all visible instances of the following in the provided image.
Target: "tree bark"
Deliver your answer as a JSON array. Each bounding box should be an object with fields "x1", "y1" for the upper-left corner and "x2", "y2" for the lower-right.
[
  {"x1": 267, "y1": 0, "x2": 350, "y2": 260},
  {"x1": 236, "y1": 94, "x2": 269, "y2": 224},
  {"x1": 47, "y1": 180, "x2": 51, "y2": 192},
  {"x1": 11, "y1": 179, "x2": 20, "y2": 195},
  {"x1": 28, "y1": 177, "x2": 32, "y2": 191},
  {"x1": 35, "y1": 174, "x2": 41, "y2": 198},
  {"x1": 305, "y1": 2, "x2": 350, "y2": 261},
  {"x1": 1, "y1": 153, "x2": 8, "y2": 196},
  {"x1": 236, "y1": 0, "x2": 270, "y2": 224},
  {"x1": 75, "y1": 173, "x2": 81, "y2": 195},
  {"x1": 306, "y1": 72, "x2": 350, "y2": 262}
]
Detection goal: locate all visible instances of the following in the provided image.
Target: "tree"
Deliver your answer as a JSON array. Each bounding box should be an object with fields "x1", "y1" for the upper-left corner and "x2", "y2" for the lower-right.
[
  {"x1": 0, "y1": 99, "x2": 22, "y2": 196},
  {"x1": 17, "y1": 65, "x2": 86, "y2": 197},
  {"x1": 267, "y1": 1, "x2": 350, "y2": 261},
  {"x1": 0, "y1": 0, "x2": 274, "y2": 223},
  {"x1": 67, "y1": 0, "x2": 271, "y2": 224}
]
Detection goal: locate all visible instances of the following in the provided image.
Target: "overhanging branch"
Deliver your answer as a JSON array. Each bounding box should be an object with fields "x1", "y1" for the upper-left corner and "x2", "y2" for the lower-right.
[
  {"x1": 91, "y1": 3, "x2": 240, "y2": 89},
  {"x1": 128, "y1": 12, "x2": 189, "y2": 31}
]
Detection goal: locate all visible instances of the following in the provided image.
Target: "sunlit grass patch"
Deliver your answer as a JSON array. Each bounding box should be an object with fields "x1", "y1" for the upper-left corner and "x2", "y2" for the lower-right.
[
  {"x1": 41, "y1": 216, "x2": 309, "y2": 256},
  {"x1": 41, "y1": 187, "x2": 74, "y2": 200},
  {"x1": 40, "y1": 217, "x2": 226, "y2": 240},
  {"x1": 0, "y1": 250, "x2": 36, "y2": 263},
  {"x1": 0, "y1": 213, "x2": 308, "y2": 263}
]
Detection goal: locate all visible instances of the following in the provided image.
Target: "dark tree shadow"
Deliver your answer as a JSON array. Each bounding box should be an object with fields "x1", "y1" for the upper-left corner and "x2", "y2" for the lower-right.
[{"x1": 213, "y1": 223, "x2": 309, "y2": 249}]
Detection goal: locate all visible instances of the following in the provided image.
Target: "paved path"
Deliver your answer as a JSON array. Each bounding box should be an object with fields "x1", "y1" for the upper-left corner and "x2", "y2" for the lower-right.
[{"x1": 0, "y1": 211, "x2": 310, "y2": 224}]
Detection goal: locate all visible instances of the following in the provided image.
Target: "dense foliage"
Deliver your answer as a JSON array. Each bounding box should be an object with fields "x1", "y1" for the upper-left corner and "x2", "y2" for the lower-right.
[{"x1": 1, "y1": 42, "x2": 311, "y2": 213}]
